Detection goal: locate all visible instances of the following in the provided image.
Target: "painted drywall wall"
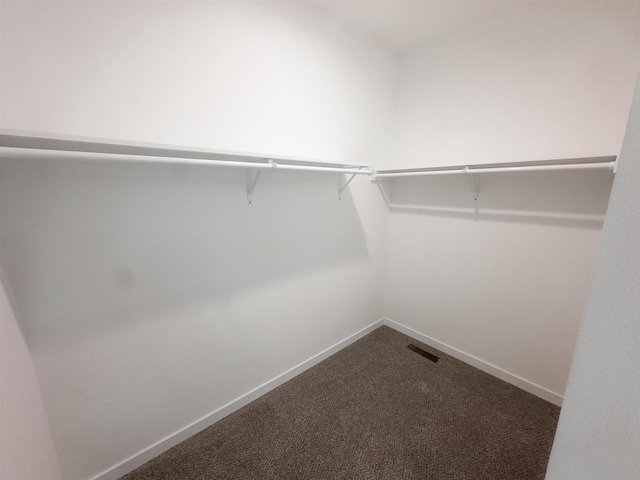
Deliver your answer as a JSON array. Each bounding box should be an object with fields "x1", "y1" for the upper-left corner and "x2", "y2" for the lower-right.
[
  {"x1": 545, "y1": 68, "x2": 640, "y2": 480},
  {"x1": 381, "y1": 1, "x2": 634, "y2": 401},
  {"x1": 0, "y1": 2, "x2": 394, "y2": 480},
  {"x1": 386, "y1": 1, "x2": 640, "y2": 170},
  {"x1": 0, "y1": 0, "x2": 396, "y2": 166},
  {"x1": 383, "y1": 169, "x2": 613, "y2": 401},
  {"x1": 0, "y1": 163, "x2": 389, "y2": 480},
  {"x1": 0, "y1": 278, "x2": 61, "y2": 480}
]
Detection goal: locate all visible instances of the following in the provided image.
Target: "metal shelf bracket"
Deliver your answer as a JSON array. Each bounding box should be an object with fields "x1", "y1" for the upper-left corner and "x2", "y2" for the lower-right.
[
  {"x1": 463, "y1": 167, "x2": 481, "y2": 201},
  {"x1": 246, "y1": 169, "x2": 261, "y2": 204},
  {"x1": 338, "y1": 173, "x2": 357, "y2": 200}
]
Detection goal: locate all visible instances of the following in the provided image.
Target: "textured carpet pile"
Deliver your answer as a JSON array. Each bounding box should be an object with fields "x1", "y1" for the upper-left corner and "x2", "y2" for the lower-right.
[{"x1": 122, "y1": 326, "x2": 560, "y2": 479}]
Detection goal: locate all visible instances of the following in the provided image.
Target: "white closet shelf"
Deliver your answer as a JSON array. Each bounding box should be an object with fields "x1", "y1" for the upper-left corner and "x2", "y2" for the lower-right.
[
  {"x1": 372, "y1": 156, "x2": 617, "y2": 179},
  {"x1": 0, "y1": 130, "x2": 372, "y2": 175},
  {"x1": 0, "y1": 130, "x2": 617, "y2": 182}
]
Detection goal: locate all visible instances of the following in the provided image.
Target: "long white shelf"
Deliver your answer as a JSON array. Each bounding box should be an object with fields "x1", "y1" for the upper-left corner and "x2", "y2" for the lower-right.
[
  {"x1": 0, "y1": 129, "x2": 372, "y2": 175},
  {"x1": 0, "y1": 146, "x2": 372, "y2": 175},
  {"x1": 373, "y1": 156, "x2": 617, "y2": 179},
  {"x1": 0, "y1": 130, "x2": 618, "y2": 180}
]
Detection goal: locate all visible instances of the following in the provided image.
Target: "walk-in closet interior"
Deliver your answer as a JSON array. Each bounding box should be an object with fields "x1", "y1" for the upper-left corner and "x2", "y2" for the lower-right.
[{"x1": 1, "y1": 1, "x2": 640, "y2": 479}]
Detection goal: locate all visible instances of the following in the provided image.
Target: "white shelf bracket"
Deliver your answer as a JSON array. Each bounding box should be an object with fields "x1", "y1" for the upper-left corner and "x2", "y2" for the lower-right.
[
  {"x1": 370, "y1": 172, "x2": 394, "y2": 184},
  {"x1": 245, "y1": 169, "x2": 261, "y2": 204},
  {"x1": 472, "y1": 174, "x2": 481, "y2": 201},
  {"x1": 464, "y1": 167, "x2": 481, "y2": 201},
  {"x1": 338, "y1": 173, "x2": 357, "y2": 200}
]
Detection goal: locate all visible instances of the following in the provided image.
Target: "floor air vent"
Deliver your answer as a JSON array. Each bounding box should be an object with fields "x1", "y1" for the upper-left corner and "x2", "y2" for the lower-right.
[{"x1": 407, "y1": 344, "x2": 439, "y2": 363}]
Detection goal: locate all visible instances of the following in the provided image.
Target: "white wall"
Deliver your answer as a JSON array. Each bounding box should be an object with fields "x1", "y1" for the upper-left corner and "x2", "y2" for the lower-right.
[
  {"x1": 383, "y1": 169, "x2": 613, "y2": 402},
  {"x1": 387, "y1": 1, "x2": 640, "y2": 170},
  {"x1": 0, "y1": 0, "x2": 396, "y2": 166},
  {"x1": 0, "y1": 2, "x2": 394, "y2": 480},
  {"x1": 381, "y1": 0, "x2": 637, "y2": 403},
  {"x1": 545, "y1": 68, "x2": 640, "y2": 480},
  {"x1": 0, "y1": 278, "x2": 61, "y2": 480}
]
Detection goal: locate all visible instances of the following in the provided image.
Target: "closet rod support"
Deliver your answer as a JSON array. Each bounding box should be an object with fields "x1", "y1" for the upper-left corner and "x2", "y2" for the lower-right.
[
  {"x1": 338, "y1": 173, "x2": 357, "y2": 200},
  {"x1": 246, "y1": 169, "x2": 261, "y2": 204},
  {"x1": 463, "y1": 167, "x2": 481, "y2": 201}
]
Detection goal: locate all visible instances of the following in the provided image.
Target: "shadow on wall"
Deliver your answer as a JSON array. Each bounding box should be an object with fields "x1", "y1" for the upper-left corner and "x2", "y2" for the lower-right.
[
  {"x1": 0, "y1": 158, "x2": 369, "y2": 346},
  {"x1": 379, "y1": 170, "x2": 614, "y2": 230}
]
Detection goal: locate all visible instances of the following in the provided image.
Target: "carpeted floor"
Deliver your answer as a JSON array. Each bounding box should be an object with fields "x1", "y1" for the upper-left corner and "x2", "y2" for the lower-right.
[{"x1": 122, "y1": 326, "x2": 560, "y2": 480}]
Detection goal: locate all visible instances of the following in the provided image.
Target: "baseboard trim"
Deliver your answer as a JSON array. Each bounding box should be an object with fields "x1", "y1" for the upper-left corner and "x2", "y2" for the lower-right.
[
  {"x1": 383, "y1": 318, "x2": 563, "y2": 406},
  {"x1": 89, "y1": 319, "x2": 384, "y2": 480}
]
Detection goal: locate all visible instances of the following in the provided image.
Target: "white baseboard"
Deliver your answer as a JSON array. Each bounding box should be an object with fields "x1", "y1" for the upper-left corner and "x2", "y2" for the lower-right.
[
  {"x1": 383, "y1": 318, "x2": 563, "y2": 406},
  {"x1": 90, "y1": 319, "x2": 384, "y2": 480}
]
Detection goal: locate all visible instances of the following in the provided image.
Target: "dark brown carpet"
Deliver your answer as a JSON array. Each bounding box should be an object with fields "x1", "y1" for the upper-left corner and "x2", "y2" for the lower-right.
[{"x1": 122, "y1": 326, "x2": 560, "y2": 480}]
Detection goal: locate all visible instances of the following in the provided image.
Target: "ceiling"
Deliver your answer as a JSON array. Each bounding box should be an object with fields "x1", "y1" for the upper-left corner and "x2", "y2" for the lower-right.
[{"x1": 307, "y1": 0, "x2": 516, "y2": 53}]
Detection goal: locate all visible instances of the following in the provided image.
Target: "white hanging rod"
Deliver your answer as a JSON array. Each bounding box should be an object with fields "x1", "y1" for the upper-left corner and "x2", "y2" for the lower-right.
[
  {"x1": 0, "y1": 145, "x2": 616, "y2": 179},
  {"x1": 373, "y1": 160, "x2": 617, "y2": 178},
  {"x1": 0, "y1": 147, "x2": 372, "y2": 175}
]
